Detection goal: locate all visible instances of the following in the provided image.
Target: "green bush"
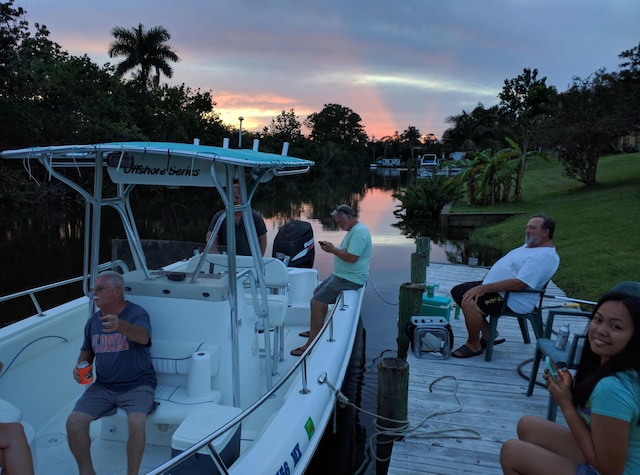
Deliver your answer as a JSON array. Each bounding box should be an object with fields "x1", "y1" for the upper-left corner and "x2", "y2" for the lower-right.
[{"x1": 393, "y1": 176, "x2": 462, "y2": 220}]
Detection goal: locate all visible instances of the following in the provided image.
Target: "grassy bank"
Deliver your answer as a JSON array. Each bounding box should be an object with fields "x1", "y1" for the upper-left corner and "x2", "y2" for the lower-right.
[{"x1": 451, "y1": 152, "x2": 640, "y2": 301}]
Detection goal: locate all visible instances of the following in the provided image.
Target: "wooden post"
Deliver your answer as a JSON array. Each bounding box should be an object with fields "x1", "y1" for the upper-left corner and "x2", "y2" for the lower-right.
[
  {"x1": 415, "y1": 236, "x2": 430, "y2": 259},
  {"x1": 410, "y1": 237, "x2": 430, "y2": 284},
  {"x1": 397, "y1": 282, "x2": 425, "y2": 359},
  {"x1": 376, "y1": 357, "x2": 409, "y2": 475}
]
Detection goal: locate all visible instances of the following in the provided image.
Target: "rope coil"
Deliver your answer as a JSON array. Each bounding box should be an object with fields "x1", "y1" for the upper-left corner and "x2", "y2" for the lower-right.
[{"x1": 319, "y1": 373, "x2": 482, "y2": 464}]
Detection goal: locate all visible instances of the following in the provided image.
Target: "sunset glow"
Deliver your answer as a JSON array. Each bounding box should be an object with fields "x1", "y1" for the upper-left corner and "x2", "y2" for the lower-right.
[{"x1": 19, "y1": 0, "x2": 638, "y2": 139}]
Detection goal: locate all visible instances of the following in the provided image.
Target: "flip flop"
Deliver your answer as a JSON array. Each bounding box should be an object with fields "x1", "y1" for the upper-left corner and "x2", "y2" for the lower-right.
[
  {"x1": 451, "y1": 344, "x2": 483, "y2": 358},
  {"x1": 480, "y1": 337, "x2": 506, "y2": 349},
  {"x1": 298, "y1": 331, "x2": 310, "y2": 338},
  {"x1": 290, "y1": 346, "x2": 306, "y2": 357}
]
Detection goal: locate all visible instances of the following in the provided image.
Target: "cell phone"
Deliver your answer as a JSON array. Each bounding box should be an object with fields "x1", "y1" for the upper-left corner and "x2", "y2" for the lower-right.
[
  {"x1": 318, "y1": 241, "x2": 327, "y2": 245},
  {"x1": 545, "y1": 356, "x2": 560, "y2": 382}
]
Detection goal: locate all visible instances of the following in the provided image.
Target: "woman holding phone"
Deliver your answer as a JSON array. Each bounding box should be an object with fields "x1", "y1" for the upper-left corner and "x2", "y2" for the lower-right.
[{"x1": 500, "y1": 290, "x2": 640, "y2": 474}]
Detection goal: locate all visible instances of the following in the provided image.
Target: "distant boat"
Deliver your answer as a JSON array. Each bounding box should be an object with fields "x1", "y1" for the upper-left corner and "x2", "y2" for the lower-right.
[
  {"x1": 418, "y1": 154, "x2": 438, "y2": 168},
  {"x1": 376, "y1": 157, "x2": 401, "y2": 167},
  {"x1": 0, "y1": 141, "x2": 364, "y2": 475},
  {"x1": 416, "y1": 153, "x2": 438, "y2": 179},
  {"x1": 416, "y1": 154, "x2": 465, "y2": 179}
]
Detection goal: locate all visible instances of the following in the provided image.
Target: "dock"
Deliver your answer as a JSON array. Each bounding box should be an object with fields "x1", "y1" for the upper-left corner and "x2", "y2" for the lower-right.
[{"x1": 386, "y1": 262, "x2": 587, "y2": 475}]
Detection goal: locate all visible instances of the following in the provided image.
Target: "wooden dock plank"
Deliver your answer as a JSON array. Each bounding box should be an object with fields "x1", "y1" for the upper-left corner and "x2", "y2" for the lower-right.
[{"x1": 387, "y1": 262, "x2": 577, "y2": 475}]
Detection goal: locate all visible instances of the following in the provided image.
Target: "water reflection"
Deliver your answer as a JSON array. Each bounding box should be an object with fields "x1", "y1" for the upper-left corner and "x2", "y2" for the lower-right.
[{"x1": 0, "y1": 169, "x2": 502, "y2": 326}]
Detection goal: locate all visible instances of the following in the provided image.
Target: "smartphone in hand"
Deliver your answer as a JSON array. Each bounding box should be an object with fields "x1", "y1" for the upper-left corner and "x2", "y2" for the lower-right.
[{"x1": 545, "y1": 356, "x2": 560, "y2": 382}]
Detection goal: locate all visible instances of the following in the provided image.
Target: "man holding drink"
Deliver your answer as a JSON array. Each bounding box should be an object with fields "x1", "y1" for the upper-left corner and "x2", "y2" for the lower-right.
[{"x1": 66, "y1": 271, "x2": 156, "y2": 475}]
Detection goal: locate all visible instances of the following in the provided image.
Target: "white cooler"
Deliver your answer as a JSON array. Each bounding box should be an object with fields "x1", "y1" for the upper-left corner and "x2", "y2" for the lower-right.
[{"x1": 171, "y1": 404, "x2": 242, "y2": 474}]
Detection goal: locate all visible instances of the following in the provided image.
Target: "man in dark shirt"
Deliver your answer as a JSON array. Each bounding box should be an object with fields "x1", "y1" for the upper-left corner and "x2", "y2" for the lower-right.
[{"x1": 206, "y1": 183, "x2": 267, "y2": 256}]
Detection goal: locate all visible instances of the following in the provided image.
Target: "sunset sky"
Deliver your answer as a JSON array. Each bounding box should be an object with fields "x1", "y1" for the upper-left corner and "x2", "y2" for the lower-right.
[{"x1": 19, "y1": 0, "x2": 639, "y2": 140}]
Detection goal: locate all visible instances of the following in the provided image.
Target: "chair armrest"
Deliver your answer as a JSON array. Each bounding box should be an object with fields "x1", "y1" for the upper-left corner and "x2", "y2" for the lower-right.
[
  {"x1": 567, "y1": 333, "x2": 588, "y2": 366},
  {"x1": 543, "y1": 310, "x2": 591, "y2": 338}
]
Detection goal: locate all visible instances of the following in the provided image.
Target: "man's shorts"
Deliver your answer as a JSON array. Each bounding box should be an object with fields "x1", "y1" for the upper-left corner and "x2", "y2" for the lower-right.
[
  {"x1": 313, "y1": 274, "x2": 363, "y2": 304},
  {"x1": 72, "y1": 384, "x2": 155, "y2": 419},
  {"x1": 450, "y1": 281, "x2": 508, "y2": 315}
]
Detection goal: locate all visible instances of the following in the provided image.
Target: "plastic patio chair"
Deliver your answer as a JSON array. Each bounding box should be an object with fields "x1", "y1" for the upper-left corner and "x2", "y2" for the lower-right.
[
  {"x1": 526, "y1": 309, "x2": 591, "y2": 420},
  {"x1": 484, "y1": 284, "x2": 549, "y2": 362}
]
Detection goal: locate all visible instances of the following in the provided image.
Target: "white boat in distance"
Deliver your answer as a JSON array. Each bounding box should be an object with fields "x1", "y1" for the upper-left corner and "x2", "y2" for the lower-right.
[
  {"x1": 0, "y1": 141, "x2": 365, "y2": 474},
  {"x1": 416, "y1": 154, "x2": 464, "y2": 179}
]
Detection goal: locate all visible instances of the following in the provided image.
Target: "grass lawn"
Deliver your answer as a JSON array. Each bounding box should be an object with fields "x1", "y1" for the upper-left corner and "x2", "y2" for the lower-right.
[{"x1": 451, "y1": 152, "x2": 640, "y2": 301}]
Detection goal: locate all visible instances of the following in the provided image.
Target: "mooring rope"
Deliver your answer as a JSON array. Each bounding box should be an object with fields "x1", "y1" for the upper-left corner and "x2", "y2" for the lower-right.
[{"x1": 320, "y1": 374, "x2": 482, "y2": 463}]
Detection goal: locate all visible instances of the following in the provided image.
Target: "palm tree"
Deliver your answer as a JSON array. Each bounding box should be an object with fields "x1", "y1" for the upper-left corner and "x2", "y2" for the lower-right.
[
  {"x1": 442, "y1": 103, "x2": 504, "y2": 153},
  {"x1": 108, "y1": 23, "x2": 180, "y2": 90},
  {"x1": 401, "y1": 125, "x2": 421, "y2": 172}
]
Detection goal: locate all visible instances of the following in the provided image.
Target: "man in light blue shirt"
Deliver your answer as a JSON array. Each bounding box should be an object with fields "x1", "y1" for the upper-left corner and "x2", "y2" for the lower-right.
[{"x1": 291, "y1": 204, "x2": 372, "y2": 356}]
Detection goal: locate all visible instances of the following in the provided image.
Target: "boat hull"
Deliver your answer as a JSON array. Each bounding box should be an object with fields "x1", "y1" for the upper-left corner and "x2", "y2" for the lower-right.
[{"x1": 0, "y1": 263, "x2": 364, "y2": 475}]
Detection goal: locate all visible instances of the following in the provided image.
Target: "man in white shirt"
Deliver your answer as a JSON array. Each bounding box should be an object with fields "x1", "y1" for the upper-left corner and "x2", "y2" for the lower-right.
[{"x1": 450, "y1": 214, "x2": 560, "y2": 358}]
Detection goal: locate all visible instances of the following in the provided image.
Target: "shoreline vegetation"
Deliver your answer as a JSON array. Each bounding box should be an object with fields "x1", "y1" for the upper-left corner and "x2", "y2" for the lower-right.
[{"x1": 452, "y1": 151, "x2": 640, "y2": 302}]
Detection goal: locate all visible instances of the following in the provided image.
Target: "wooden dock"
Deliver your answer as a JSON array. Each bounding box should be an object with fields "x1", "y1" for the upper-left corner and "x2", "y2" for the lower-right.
[{"x1": 386, "y1": 262, "x2": 587, "y2": 475}]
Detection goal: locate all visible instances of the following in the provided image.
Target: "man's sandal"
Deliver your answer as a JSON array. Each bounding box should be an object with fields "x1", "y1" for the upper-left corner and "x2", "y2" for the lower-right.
[
  {"x1": 290, "y1": 346, "x2": 306, "y2": 357},
  {"x1": 451, "y1": 344, "x2": 483, "y2": 358}
]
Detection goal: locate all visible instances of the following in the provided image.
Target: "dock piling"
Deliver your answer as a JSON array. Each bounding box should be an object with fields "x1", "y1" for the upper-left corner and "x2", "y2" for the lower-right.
[
  {"x1": 397, "y1": 283, "x2": 425, "y2": 359},
  {"x1": 376, "y1": 357, "x2": 408, "y2": 475},
  {"x1": 410, "y1": 237, "x2": 430, "y2": 284}
]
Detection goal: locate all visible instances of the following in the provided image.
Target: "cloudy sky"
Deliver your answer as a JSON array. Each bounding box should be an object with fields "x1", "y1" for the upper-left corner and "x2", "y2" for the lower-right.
[{"x1": 19, "y1": 0, "x2": 639, "y2": 141}]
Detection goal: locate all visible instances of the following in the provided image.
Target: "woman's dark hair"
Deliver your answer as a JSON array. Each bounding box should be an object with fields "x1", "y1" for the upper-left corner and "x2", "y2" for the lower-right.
[{"x1": 572, "y1": 292, "x2": 640, "y2": 408}]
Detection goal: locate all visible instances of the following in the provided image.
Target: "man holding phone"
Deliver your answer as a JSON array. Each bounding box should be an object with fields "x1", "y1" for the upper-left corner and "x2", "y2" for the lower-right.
[{"x1": 291, "y1": 204, "x2": 372, "y2": 356}]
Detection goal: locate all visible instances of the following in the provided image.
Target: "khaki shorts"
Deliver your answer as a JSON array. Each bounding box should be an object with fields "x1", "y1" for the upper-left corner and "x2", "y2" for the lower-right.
[{"x1": 312, "y1": 274, "x2": 363, "y2": 304}]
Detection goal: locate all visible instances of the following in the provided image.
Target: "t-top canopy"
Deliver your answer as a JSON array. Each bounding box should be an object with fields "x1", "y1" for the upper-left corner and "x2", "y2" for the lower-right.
[{"x1": 1, "y1": 141, "x2": 314, "y2": 187}]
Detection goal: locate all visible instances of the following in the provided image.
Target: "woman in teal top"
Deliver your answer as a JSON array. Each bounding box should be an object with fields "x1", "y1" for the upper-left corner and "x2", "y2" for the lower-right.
[{"x1": 501, "y1": 291, "x2": 640, "y2": 474}]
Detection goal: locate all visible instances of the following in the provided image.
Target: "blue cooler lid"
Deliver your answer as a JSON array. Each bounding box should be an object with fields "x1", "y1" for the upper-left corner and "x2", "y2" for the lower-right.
[{"x1": 421, "y1": 294, "x2": 452, "y2": 305}]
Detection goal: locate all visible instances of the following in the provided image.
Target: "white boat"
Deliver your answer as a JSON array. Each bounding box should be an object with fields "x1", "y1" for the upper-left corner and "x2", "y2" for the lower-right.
[
  {"x1": 0, "y1": 141, "x2": 365, "y2": 474},
  {"x1": 416, "y1": 154, "x2": 464, "y2": 179},
  {"x1": 416, "y1": 154, "x2": 438, "y2": 179}
]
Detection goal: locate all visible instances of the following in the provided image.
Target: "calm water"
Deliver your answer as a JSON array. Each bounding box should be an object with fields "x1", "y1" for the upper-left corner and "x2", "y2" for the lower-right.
[{"x1": 0, "y1": 169, "x2": 478, "y2": 474}]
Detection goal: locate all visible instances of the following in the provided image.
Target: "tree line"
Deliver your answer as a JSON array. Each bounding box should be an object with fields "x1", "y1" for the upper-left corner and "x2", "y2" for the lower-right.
[
  {"x1": 1, "y1": 0, "x2": 638, "y2": 202},
  {"x1": 0, "y1": 2, "x2": 368, "y2": 172}
]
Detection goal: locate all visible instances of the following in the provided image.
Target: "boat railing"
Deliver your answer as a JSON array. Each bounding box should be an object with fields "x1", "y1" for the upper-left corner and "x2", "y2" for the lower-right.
[
  {"x1": 235, "y1": 268, "x2": 274, "y2": 389},
  {"x1": 0, "y1": 261, "x2": 127, "y2": 317},
  {"x1": 145, "y1": 291, "x2": 346, "y2": 475}
]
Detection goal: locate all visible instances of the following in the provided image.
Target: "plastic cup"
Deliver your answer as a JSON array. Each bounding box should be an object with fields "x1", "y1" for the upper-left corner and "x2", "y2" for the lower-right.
[{"x1": 77, "y1": 361, "x2": 93, "y2": 385}]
